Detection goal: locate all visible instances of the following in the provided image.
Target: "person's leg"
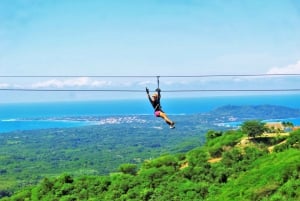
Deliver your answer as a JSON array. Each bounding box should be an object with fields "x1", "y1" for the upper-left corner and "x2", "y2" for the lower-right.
[{"x1": 159, "y1": 112, "x2": 174, "y2": 125}]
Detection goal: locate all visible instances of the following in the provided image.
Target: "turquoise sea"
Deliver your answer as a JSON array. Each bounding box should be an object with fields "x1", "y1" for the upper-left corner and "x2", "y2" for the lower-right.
[{"x1": 1, "y1": 94, "x2": 300, "y2": 133}]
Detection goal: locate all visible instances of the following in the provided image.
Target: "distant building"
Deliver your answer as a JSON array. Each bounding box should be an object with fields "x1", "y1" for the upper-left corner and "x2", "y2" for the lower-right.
[
  {"x1": 292, "y1": 126, "x2": 300, "y2": 131},
  {"x1": 265, "y1": 122, "x2": 298, "y2": 132},
  {"x1": 265, "y1": 122, "x2": 284, "y2": 132}
]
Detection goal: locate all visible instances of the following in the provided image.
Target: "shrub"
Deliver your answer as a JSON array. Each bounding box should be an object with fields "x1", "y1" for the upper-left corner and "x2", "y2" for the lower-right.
[{"x1": 118, "y1": 163, "x2": 138, "y2": 175}]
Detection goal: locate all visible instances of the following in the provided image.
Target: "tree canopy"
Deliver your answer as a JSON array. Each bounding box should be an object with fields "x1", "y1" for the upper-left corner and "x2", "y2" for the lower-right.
[
  {"x1": 2, "y1": 128, "x2": 300, "y2": 201},
  {"x1": 241, "y1": 120, "x2": 266, "y2": 138}
]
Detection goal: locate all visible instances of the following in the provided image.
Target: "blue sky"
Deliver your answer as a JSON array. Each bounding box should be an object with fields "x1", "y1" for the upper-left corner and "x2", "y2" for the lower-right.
[{"x1": 1, "y1": 0, "x2": 300, "y2": 102}]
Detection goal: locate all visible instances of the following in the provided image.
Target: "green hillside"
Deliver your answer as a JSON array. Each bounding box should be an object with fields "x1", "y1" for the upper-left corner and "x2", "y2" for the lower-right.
[{"x1": 2, "y1": 128, "x2": 299, "y2": 201}]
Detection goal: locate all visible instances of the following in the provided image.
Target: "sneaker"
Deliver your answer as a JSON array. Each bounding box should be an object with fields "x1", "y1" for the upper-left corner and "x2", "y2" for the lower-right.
[{"x1": 170, "y1": 122, "x2": 175, "y2": 129}]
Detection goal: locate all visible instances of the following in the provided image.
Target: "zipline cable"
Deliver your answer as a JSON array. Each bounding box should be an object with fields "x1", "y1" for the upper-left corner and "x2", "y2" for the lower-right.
[
  {"x1": 1, "y1": 89, "x2": 300, "y2": 92},
  {"x1": 0, "y1": 89, "x2": 144, "y2": 92},
  {"x1": 1, "y1": 73, "x2": 300, "y2": 78}
]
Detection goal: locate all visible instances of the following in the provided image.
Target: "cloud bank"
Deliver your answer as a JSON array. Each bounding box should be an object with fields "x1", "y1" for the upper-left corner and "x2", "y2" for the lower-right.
[
  {"x1": 31, "y1": 77, "x2": 112, "y2": 88},
  {"x1": 267, "y1": 60, "x2": 300, "y2": 74}
]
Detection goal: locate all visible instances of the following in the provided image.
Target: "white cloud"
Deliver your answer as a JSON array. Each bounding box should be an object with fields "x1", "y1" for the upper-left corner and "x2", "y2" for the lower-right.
[
  {"x1": 137, "y1": 81, "x2": 154, "y2": 86},
  {"x1": 31, "y1": 77, "x2": 112, "y2": 88},
  {"x1": 267, "y1": 60, "x2": 300, "y2": 74},
  {"x1": 0, "y1": 83, "x2": 10, "y2": 88},
  {"x1": 90, "y1": 80, "x2": 112, "y2": 87}
]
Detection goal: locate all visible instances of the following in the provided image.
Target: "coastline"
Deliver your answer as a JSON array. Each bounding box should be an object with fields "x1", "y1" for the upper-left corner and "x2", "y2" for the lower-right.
[{"x1": 1, "y1": 95, "x2": 300, "y2": 133}]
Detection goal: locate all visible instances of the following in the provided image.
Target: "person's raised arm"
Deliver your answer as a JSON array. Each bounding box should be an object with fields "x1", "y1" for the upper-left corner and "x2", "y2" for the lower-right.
[
  {"x1": 156, "y1": 88, "x2": 161, "y2": 102},
  {"x1": 146, "y1": 87, "x2": 152, "y2": 102}
]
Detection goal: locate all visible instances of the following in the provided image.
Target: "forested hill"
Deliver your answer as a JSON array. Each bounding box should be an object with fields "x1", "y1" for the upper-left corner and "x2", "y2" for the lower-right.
[
  {"x1": 2, "y1": 128, "x2": 299, "y2": 201},
  {"x1": 209, "y1": 104, "x2": 300, "y2": 120}
]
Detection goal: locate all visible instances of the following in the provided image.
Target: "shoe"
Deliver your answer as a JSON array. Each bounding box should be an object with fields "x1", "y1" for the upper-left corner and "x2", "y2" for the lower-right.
[{"x1": 170, "y1": 122, "x2": 175, "y2": 129}]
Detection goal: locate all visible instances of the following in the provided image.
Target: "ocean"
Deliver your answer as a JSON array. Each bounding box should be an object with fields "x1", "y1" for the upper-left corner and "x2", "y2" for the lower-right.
[{"x1": 1, "y1": 94, "x2": 300, "y2": 133}]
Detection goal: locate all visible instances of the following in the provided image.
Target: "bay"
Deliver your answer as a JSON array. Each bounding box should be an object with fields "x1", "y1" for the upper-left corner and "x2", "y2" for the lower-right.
[{"x1": 1, "y1": 94, "x2": 300, "y2": 133}]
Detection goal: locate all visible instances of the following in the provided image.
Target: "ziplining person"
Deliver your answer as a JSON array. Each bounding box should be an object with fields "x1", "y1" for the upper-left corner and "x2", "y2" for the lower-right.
[{"x1": 146, "y1": 87, "x2": 175, "y2": 129}]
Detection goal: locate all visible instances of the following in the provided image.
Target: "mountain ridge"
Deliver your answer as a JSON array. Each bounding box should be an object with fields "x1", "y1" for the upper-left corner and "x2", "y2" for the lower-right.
[
  {"x1": 211, "y1": 104, "x2": 300, "y2": 116},
  {"x1": 205, "y1": 104, "x2": 300, "y2": 123}
]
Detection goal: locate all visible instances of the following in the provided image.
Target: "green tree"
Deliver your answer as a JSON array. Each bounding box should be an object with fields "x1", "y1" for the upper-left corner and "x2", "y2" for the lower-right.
[
  {"x1": 282, "y1": 121, "x2": 294, "y2": 132},
  {"x1": 206, "y1": 130, "x2": 223, "y2": 140},
  {"x1": 241, "y1": 120, "x2": 266, "y2": 138},
  {"x1": 118, "y1": 163, "x2": 138, "y2": 175}
]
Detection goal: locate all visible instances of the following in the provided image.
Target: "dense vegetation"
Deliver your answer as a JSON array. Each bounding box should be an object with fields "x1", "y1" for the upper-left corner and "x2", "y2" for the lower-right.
[
  {"x1": 0, "y1": 115, "x2": 209, "y2": 198},
  {"x1": 2, "y1": 126, "x2": 299, "y2": 201},
  {"x1": 1, "y1": 105, "x2": 300, "y2": 200}
]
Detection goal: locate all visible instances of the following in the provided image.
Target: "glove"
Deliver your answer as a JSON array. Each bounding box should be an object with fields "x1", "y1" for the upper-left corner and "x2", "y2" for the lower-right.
[
  {"x1": 155, "y1": 88, "x2": 161, "y2": 92},
  {"x1": 146, "y1": 87, "x2": 149, "y2": 94}
]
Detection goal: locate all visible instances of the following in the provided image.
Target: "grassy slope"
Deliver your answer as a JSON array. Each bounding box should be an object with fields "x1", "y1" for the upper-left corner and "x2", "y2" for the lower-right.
[{"x1": 210, "y1": 149, "x2": 300, "y2": 201}]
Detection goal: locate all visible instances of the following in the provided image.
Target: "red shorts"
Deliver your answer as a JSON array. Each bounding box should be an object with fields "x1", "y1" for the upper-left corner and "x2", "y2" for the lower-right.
[{"x1": 154, "y1": 111, "x2": 160, "y2": 117}]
